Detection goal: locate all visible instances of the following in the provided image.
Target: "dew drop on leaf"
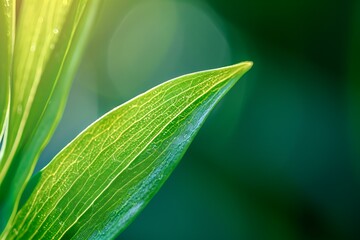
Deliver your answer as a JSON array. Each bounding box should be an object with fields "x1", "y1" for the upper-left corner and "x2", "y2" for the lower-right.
[
  {"x1": 16, "y1": 105, "x2": 23, "y2": 114},
  {"x1": 30, "y1": 44, "x2": 36, "y2": 52}
]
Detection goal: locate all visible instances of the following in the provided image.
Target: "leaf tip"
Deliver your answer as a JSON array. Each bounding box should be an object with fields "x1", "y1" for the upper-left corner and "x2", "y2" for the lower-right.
[
  {"x1": 235, "y1": 61, "x2": 253, "y2": 73},
  {"x1": 243, "y1": 61, "x2": 254, "y2": 69},
  {"x1": 224, "y1": 61, "x2": 253, "y2": 81}
]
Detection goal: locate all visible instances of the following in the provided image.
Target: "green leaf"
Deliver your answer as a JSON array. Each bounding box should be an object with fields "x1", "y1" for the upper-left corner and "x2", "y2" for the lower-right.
[
  {"x1": 0, "y1": 0, "x2": 101, "y2": 232},
  {"x1": 4, "y1": 62, "x2": 252, "y2": 239},
  {"x1": 0, "y1": 0, "x2": 14, "y2": 161}
]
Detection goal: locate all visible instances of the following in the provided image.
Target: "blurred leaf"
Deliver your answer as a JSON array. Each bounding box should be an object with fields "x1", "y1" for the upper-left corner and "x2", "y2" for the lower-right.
[
  {"x1": 5, "y1": 62, "x2": 252, "y2": 239},
  {"x1": 0, "y1": 0, "x2": 101, "y2": 232},
  {"x1": 0, "y1": 0, "x2": 14, "y2": 160}
]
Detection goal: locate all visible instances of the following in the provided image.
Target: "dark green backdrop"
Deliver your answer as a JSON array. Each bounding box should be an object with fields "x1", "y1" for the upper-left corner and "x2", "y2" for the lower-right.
[{"x1": 36, "y1": 0, "x2": 359, "y2": 239}]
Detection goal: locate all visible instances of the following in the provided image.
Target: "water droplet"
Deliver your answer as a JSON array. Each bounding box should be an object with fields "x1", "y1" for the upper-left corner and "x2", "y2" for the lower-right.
[
  {"x1": 53, "y1": 28, "x2": 59, "y2": 34},
  {"x1": 30, "y1": 44, "x2": 36, "y2": 52},
  {"x1": 17, "y1": 105, "x2": 23, "y2": 114}
]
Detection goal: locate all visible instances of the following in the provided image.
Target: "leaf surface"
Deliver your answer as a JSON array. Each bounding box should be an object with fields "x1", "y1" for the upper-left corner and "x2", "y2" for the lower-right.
[
  {"x1": 0, "y1": 0, "x2": 101, "y2": 232},
  {"x1": 6, "y1": 62, "x2": 252, "y2": 239},
  {"x1": 0, "y1": 0, "x2": 14, "y2": 162}
]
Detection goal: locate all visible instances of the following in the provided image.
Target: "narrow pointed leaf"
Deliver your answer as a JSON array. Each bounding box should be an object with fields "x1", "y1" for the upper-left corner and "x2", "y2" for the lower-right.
[
  {"x1": 0, "y1": 0, "x2": 101, "y2": 232},
  {"x1": 0, "y1": 0, "x2": 14, "y2": 161},
  {"x1": 5, "y1": 62, "x2": 252, "y2": 240}
]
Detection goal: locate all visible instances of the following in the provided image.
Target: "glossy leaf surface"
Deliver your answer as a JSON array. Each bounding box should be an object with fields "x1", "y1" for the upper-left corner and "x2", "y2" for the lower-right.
[
  {"x1": 0, "y1": 0, "x2": 100, "y2": 232},
  {"x1": 0, "y1": 0, "x2": 14, "y2": 161},
  {"x1": 6, "y1": 62, "x2": 252, "y2": 239}
]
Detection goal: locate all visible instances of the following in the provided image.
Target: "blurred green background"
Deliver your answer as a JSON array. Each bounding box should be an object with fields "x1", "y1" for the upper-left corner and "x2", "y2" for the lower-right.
[{"x1": 35, "y1": 0, "x2": 359, "y2": 239}]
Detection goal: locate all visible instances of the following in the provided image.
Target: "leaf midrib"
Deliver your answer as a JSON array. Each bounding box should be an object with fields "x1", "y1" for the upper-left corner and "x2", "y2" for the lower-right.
[
  {"x1": 51, "y1": 77, "x2": 233, "y2": 240},
  {"x1": 18, "y1": 68, "x2": 241, "y2": 240},
  {"x1": 16, "y1": 72, "x2": 198, "y2": 235},
  {"x1": 70, "y1": 91, "x2": 221, "y2": 239}
]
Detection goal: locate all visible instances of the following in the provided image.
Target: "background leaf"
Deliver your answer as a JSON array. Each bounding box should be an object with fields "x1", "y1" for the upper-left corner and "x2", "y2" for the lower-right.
[
  {"x1": 0, "y1": 0, "x2": 101, "y2": 232},
  {"x1": 0, "y1": 0, "x2": 14, "y2": 162},
  {"x1": 5, "y1": 62, "x2": 252, "y2": 240}
]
